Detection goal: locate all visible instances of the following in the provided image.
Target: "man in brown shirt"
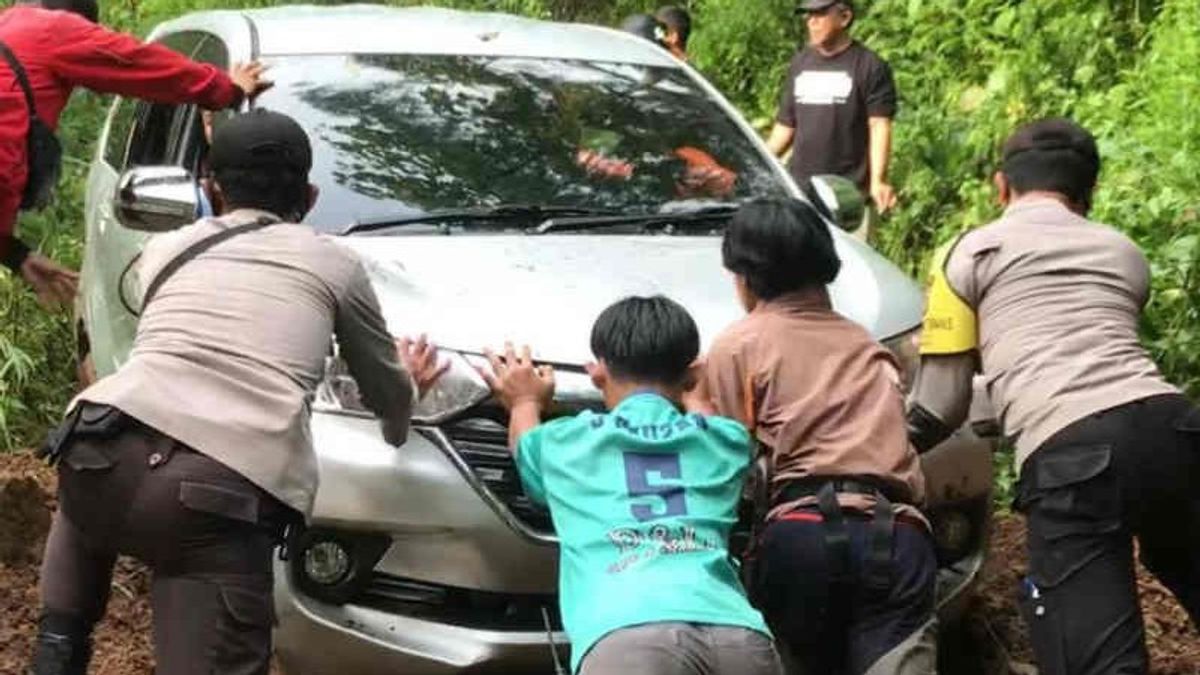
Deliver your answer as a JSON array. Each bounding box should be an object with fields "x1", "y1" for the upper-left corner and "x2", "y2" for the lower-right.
[
  {"x1": 908, "y1": 118, "x2": 1199, "y2": 675},
  {"x1": 705, "y1": 198, "x2": 935, "y2": 675},
  {"x1": 31, "y1": 111, "x2": 442, "y2": 675}
]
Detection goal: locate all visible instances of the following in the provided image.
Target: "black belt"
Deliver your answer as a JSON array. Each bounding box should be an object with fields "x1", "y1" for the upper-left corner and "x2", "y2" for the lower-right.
[
  {"x1": 774, "y1": 476, "x2": 906, "y2": 506},
  {"x1": 775, "y1": 477, "x2": 896, "y2": 596}
]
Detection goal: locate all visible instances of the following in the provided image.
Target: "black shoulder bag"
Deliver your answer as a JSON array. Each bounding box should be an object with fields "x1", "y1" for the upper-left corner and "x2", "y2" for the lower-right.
[{"x1": 0, "y1": 40, "x2": 62, "y2": 210}]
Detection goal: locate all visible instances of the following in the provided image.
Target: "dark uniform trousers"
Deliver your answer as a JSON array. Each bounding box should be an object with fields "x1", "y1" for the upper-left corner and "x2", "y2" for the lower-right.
[
  {"x1": 1015, "y1": 394, "x2": 1200, "y2": 675},
  {"x1": 752, "y1": 510, "x2": 938, "y2": 675},
  {"x1": 39, "y1": 413, "x2": 294, "y2": 675}
]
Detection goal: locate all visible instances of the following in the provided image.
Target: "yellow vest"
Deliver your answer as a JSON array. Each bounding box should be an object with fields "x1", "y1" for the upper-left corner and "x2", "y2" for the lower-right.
[{"x1": 918, "y1": 238, "x2": 978, "y2": 355}]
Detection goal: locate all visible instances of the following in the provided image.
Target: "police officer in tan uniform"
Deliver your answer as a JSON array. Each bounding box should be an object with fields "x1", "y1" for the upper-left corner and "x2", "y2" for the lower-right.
[
  {"x1": 31, "y1": 110, "x2": 444, "y2": 675},
  {"x1": 908, "y1": 118, "x2": 1200, "y2": 675}
]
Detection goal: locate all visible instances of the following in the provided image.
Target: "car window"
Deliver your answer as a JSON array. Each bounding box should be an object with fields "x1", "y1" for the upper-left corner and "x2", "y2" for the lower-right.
[
  {"x1": 120, "y1": 31, "x2": 213, "y2": 170},
  {"x1": 102, "y1": 97, "x2": 138, "y2": 169},
  {"x1": 250, "y1": 54, "x2": 792, "y2": 233}
]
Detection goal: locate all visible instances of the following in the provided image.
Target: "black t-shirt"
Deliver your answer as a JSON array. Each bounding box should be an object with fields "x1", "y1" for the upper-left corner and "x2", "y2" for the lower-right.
[{"x1": 776, "y1": 42, "x2": 897, "y2": 190}]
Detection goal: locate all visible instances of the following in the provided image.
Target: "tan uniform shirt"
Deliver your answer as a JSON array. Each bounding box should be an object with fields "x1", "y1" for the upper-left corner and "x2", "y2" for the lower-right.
[
  {"x1": 944, "y1": 197, "x2": 1178, "y2": 468},
  {"x1": 78, "y1": 209, "x2": 414, "y2": 517},
  {"x1": 706, "y1": 290, "x2": 926, "y2": 521}
]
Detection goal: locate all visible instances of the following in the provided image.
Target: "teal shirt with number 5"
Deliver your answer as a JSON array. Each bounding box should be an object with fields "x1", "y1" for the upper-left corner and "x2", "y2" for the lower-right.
[{"x1": 516, "y1": 393, "x2": 770, "y2": 672}]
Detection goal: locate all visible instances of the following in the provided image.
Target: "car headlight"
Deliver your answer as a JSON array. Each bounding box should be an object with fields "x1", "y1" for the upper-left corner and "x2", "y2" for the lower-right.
[
  {"x1": 883, "y1": 326, "x2": 921, "y2": 393},
  {"x1": 315, "y1": 348, "x2": 491, "y2": 424}
]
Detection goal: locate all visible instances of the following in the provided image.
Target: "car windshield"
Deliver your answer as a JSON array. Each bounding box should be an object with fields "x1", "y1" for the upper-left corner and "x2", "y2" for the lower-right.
[{"x1": 248, "y1": 54, "x2": 791, "y2": 233}]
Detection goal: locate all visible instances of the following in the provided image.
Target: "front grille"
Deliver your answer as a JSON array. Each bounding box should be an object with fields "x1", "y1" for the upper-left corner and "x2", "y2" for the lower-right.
[
  {"x1": 444, "y1": 418, "x2": 554, "y2": 533},
  {"x1": 359, "y1": 572, "x2": 562, "y2": 631}
]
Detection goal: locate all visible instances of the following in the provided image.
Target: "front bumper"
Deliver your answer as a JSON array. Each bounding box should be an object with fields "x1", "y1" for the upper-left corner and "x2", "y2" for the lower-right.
[{"x1": 273, "y1": 559, "x2": 566, "y2": 675}]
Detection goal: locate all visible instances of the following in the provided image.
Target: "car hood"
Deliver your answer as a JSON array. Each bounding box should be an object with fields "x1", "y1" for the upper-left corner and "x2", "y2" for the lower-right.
[{"x1": 337, "y1": 233, "x2": 923, "y2": 366}]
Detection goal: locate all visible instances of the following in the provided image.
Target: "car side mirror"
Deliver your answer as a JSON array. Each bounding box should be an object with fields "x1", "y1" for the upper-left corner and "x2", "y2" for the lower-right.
[
  {"x1": 808, "y1": 174, "x2": 866, "y2": 233},
  {"x1": 114, "y1": 166, "x2": 198, "y2": 232}
]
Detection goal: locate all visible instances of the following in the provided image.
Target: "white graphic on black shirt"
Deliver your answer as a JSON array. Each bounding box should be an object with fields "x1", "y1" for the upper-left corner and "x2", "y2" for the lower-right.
[{"x1": 794, "y1": 70, "x2": 854, "y2": 105}]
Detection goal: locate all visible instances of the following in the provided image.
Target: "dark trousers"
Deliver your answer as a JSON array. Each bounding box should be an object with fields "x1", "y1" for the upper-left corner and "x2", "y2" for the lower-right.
[
  {"x1": 38, "y1": 416, "x2": 293, "y2": 675},
  {"x1": 752, "y1": 511, "x2": 938, "y2": 675},
  {"x1": 1015, "y1": 394, "x2": 1200, "y2": 675}
]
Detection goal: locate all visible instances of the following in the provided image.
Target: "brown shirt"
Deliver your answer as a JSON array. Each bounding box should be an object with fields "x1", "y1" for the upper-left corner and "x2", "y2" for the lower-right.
[
  {"x1": 706, "y1": 290, "x2": 926, "y2": 520},
  {"x1": 943, "y1": 197, "x2": 1177, "y2": 468},
  {"x1": 77, "y1": 209, "x2": 415, "y2": 517}
]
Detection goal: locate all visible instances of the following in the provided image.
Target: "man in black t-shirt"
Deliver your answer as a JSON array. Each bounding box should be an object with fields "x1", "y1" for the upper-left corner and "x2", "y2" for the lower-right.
[{"x1": 766, "y1": 0, "x2": 899, "y2": 225}]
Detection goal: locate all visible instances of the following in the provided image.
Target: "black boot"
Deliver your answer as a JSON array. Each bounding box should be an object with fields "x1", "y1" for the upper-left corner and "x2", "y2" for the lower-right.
[{"x1": 29, "y1": 612, "x2": 93, "y2": 675}]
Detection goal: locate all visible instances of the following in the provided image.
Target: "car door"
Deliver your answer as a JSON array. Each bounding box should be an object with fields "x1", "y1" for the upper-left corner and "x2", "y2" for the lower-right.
[{"x1": 81, "y1": 31, "x2": 231, "y2": 378}]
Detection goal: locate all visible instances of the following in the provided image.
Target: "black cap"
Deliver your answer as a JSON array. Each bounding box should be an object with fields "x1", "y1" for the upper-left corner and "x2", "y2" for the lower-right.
[
  {"x1": 798, "y1": 0, "x2": 851, "y2": 12},
  {"x1": 209, "y1": 109, "x2": 312, "y2": 174}
]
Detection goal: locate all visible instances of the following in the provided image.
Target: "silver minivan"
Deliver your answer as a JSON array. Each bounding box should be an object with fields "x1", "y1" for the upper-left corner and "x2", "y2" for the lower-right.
[{"x1": 78, "y1": 6, "x2": 995, "y2": 673}]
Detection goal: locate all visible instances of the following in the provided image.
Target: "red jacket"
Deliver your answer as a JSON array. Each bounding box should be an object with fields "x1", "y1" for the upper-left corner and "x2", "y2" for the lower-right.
[{"x1": 0, "y1": 5, "x2": 243, "y2": 264}]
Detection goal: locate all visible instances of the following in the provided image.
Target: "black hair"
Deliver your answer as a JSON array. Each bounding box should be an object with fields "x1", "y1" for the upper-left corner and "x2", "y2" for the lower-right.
[
  {"x1": 620, "y1": 13, "x2": 667, "y2": 48},
  {"x1": 1001, "y1": 118, "x2": 1100, "y2": 209},
  {"x1": 841, "y1": 1, "x2": 856, "y2": 29},
  {"x1": 722, "y1": 197, "x2": 841, "y2": 299},
  {"x1": 655, "y1": 6, "x2": 692, "y2": 48},
  {"x1": 40, "y1": 0, "x2": 99, "y2": 22},
  {"x1": 213, "y1": 166, "x2": 309, "y2": 222},
  {"x1": 590, "y1": 295, "x2": 699, "y2": 387}
]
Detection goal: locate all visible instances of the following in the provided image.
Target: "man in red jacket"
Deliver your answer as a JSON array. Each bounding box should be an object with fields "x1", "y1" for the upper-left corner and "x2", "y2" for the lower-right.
[{"x1": 0, "y1": 0, "x2": 268, "y2": 307}]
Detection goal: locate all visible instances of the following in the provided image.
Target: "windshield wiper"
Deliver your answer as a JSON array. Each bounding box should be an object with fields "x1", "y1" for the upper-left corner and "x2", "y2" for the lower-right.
[
  {"x1": 528, "y1": 205, "x2": 738, "y2": 235},
  {"x1": 341, "y1": 204, "x2": 620, "y2": 236}
]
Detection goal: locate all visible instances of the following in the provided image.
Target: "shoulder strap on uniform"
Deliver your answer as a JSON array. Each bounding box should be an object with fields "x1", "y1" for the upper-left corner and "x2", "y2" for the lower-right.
[
  {"x1": 0, "y1": 40, "x2": 40, "y2": 117},
  {"x1": 919, "y1": 234, "x2": 979, "y2": 356},
  {"x1": 141, "y1": 216, "x2": 279, "y2": 310}
]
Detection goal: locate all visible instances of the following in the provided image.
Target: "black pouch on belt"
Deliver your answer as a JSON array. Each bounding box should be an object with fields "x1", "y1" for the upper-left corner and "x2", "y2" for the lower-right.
[{"x1": 38, "y1": 403, "x2": 129, "y2": 466}]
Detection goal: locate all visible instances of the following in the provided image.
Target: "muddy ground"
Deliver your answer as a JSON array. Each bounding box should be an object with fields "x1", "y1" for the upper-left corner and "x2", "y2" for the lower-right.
[{"x1": 2, "y1": 450, "x2": 1197, "y2": 674}]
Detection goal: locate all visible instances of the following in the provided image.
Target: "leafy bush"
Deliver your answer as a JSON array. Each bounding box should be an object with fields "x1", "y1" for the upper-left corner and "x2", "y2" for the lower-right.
[{"x1": 1, "y1": 0, "x2": 1195, "y2": 450}]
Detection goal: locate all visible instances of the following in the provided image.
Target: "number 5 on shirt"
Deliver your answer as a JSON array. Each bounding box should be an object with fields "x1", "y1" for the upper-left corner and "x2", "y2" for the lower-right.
[{"x1": 623, "y1": 452, "x2": 688, "y2": 522}]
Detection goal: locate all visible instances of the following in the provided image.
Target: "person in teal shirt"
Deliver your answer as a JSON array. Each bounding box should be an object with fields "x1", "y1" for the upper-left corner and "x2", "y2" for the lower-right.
[{"x1": 478, "y1": 296, "x2": 782, "y2": 675}]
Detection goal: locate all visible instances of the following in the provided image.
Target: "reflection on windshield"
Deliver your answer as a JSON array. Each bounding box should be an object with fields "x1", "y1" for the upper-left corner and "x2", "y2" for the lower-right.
[{"x1": 251, "y1": 54, "x2": 790, "y2": 233}]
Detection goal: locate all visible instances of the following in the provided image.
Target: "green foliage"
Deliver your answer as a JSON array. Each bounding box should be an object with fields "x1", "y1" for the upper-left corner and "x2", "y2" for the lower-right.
[
  {"x1": 0, "y1": 90, "x2": 106, "y2": 448},
  {"x1": 1, "y1": 0, "x2": 1196, "y2": 451}
]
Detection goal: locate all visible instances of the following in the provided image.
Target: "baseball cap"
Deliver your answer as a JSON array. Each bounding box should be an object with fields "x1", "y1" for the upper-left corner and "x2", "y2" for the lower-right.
[
  {"x1": 797, "y1": 0, "x2": 852, "y2": 12},
  {"x1": 209, "y1": 109, "x2": 313, "y2": 174}
]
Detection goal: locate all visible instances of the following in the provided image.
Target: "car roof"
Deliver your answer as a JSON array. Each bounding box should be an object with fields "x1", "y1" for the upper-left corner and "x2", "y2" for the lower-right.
[{"x1": 161, "y1": 4, "x2": 682, "y2": 66}]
